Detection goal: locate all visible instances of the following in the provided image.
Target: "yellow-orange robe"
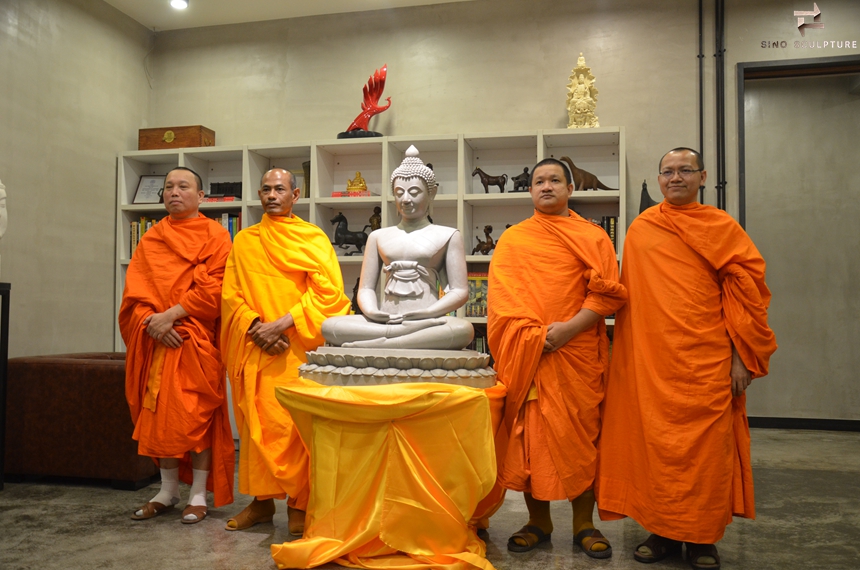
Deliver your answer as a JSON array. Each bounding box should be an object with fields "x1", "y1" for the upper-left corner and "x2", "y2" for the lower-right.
[
  {"x1": 597, "y1": 201, "x2": 777, "y2": 544},
  {"x1": 488, "y1": 210, "x2": 627, "y2": 501},
  {"x1": 120, "y1": 216, "x2": 235, "y2": 507},
  {"x1": 221, "y1": 213, "x2": 349, "y2": 506}
]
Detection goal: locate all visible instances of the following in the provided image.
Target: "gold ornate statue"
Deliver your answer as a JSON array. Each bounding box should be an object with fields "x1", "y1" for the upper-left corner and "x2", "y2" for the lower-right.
[
  {"x1": 346, "y1": 171, "x2": 368, "y2": 193},
  {"x1": 566, "y1": 53, "x2": 600, "y2": 129}
]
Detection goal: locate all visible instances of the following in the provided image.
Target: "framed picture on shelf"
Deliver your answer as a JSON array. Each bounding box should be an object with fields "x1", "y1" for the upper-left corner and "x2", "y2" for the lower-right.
[{"x1": 133, "y1": 175, "x2": 165, "y2": 204}]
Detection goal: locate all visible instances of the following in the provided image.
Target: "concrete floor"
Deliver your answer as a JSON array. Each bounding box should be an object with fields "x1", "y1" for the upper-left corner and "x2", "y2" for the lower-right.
[{"x1": 1, "y1": 429, "x2": 859, "y2": 570}]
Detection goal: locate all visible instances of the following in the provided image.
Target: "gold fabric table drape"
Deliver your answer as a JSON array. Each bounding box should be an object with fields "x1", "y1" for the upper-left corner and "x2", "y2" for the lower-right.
[{"x1": 271, "y1": 381, "x2": 506, "y2": 570}]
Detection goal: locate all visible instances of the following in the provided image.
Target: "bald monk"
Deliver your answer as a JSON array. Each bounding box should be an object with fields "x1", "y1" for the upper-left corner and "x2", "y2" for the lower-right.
[
  {"x1": 597, "y1": 148, "x2": 777, "y2": 570},
  {"x1": 488, "y1": 158, "x2": 627, "y2": 557},
  {"x1": 121, "y1": 166, "x2": 235, "y2": 524},
  {"x1": 221, "y1": 168, "x2": 350, "y2": 534}
]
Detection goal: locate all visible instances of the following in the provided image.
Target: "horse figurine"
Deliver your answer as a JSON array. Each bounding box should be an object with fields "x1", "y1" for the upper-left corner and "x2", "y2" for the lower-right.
[
  {"x1": 472, "y1": 225, "x2": 495, "y2": 255},
  {"x1": 472, "y1": 168, "x2": 507, "y2": 194},
  {"x1": 330, "y1": 212, "x2": 368, "y2": 255}
]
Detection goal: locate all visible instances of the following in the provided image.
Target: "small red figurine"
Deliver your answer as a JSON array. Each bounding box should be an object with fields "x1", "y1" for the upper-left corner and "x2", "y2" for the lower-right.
[{"x1": 338, "y1": 65, "x2": 391, "y2": 138}]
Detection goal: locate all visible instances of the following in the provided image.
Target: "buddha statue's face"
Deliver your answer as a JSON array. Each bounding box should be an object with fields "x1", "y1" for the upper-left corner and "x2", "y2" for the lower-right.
[{"x1": 393, "y1": 176, "x2": 432, "y2": 221}]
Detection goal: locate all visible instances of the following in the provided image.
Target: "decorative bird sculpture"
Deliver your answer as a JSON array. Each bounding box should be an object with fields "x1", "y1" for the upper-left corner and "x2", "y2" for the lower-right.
[{"x1": 345, "y1": 64, "x2": 391, "y2": 134}]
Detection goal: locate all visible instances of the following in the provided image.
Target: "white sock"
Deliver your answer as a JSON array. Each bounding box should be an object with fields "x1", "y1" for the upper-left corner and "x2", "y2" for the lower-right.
[
  {"x1": 188, "y1": 469, "x2": 209, "y2": 508},
  {"x1": 136, "y1": 467, "x2": 180, "y2": 516}
]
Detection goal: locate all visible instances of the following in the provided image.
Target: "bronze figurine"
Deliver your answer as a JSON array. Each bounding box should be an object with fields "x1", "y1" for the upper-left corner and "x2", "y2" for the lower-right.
[
  {"x1": 559, "y1": 156, "x2": 616, "y2": 191},
  {"x1": 472, "y1": 225, "x2": 495, "y2": 255},
  {"x1": 511, "y1": 167, "x2": 530, "y2": 192},
  {"x1": 472, "y1": 168, "x2": 507, "y2": 194},
  {"x1": 330, "y1": 212, "x2": 368, "y2": 255}
]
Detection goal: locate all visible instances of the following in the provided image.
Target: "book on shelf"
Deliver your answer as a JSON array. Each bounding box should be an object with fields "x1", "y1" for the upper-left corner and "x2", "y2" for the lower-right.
[
  {"x1": 129, "y1": 215, "x2": 159, "y2": 257},
  {"x1": 208, "y1": 181, "x2": 242, "y2": 198},
  {"x1": 219, "y1": 212, "x2": 243, "y2": 241},
  {"x1": 467, "y1": 323, "x2": 493, "y2": 365},
  {"x1": 203, "y1": 196, "x2": 236, "y2": 202},
  {"x1": 466, "y1": 271, "x2": 488, "y2": 318},
  {"x1": 600, "y1": 216, "x2": 618, "y2": 250},
  {"x1": 331, "y1": 190, "x2": 372, "y2": 198}
]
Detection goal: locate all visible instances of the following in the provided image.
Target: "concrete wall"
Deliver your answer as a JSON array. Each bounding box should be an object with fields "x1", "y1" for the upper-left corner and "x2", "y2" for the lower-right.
[
  {"x1": 744, "y1": 75, "x2": 860, "y2": 419},
  {"x1": 0, "y1": 0, "x2": 152, "y2": 356}
]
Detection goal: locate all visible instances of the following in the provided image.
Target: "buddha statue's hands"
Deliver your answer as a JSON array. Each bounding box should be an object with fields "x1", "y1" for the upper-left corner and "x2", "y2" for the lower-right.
[
  {"x1": 400, "y1": 308, "x2": 435, "y2": 321},
  {"x1": 362, "y1": 308, "x2": 393, "y2": 324}
]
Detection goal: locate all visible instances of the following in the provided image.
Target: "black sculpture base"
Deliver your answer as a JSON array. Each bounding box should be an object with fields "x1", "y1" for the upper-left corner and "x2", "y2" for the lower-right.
[{"x1": 337, "y1": 129, "x2": 383, "y2": 139}]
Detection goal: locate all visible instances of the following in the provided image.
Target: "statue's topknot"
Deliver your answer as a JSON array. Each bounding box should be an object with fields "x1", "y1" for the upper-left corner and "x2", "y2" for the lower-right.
[{"x1": 391, "y1": 145, "x2": 437, "y2": 192}]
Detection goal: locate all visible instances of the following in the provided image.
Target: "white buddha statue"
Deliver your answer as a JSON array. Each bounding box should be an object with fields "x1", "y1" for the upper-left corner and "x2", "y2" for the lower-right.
[{"x1": 322, "y1": 146, "x2": 474, "y2": 350}]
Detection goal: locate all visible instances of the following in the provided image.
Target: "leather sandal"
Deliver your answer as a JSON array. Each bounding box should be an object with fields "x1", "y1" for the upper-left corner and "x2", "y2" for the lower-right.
[
  {"x1": 225, "y1": 498, "x2": 275, "y2": 531},
  {"x1": 130, "y1": 501, "x2": 174, "y2": 521},
  {"x1": 507, "y1": 525, "x2": 551, "y2": 553},
  {"x1": 181, "y1": 504, "x2": 208, "y2": 524},
  {"x1": 686, "y1": 543, "x2": 721, "y2": 570},
  {"x1": 574, "y1": 528, "x2": 613, "y2": 559},
  {"x1": 287, "y1": 505, "x2": 306, "y2": 537},
  {"x1": 634, "y1": 534, "x2": 682, "y2": 563}
]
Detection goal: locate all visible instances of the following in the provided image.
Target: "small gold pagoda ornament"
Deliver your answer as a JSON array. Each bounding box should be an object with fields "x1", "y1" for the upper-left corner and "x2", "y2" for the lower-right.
[{"x1": 566, "y1": 53, "x2": 600, "y2": 129}]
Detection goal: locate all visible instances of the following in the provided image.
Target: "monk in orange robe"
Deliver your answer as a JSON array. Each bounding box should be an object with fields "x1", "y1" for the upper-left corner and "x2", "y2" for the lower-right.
[
  {"x1": 488, "y1": 159, "x2": 627, "y2": 557},
  {"x1": 121, "y1": 166, "x2": 235, "y2": 524},
  {"x1": 221, "y1": 168, "x2": 350, "y2": 534},
  {"x1": 597, "y1": 148, "x2": 777, "y2": 570}
]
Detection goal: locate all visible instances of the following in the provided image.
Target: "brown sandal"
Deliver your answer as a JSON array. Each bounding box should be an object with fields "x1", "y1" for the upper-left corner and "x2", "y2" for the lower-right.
[
  {"x1": 130, "y1": 501, "x2": 174, "y2": 520},
  {"x1": 287, "y1": 505, "x2": 306, "y2": 537},
  {"x1": 181, "y1": 504, "x2": 208, "y2": 524},
  {"x1": 225, "y1": 498, "x2": 275, "y2": 531},
  {"x1": 574, "y1": 528, "x2": 612, "y2": 559},
  {"x1": 507, "y1": 525, "x2": 551, "y2": 552},
  {"x1": 686, "y1": 543, "x2": 721, "y2": 570},
  {"x1": 633, "y1": 534, "x2": 682, "y2": 563}
]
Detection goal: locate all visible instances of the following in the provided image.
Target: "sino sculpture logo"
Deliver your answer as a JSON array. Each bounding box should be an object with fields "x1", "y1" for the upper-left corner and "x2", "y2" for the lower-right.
[
  {"x1": 794, "y1": 3, "x2": 824, "y2": 37},
  {"x1": 760, "y1": 3, "x2": 856, "y2": 50}
]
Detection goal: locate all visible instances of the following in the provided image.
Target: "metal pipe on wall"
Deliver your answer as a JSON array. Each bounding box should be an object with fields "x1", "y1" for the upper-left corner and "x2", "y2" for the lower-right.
[
  {"x1": 698, "y1": 0, "x2": 705, "y2": 204},
  {"x1": 715, "y1": 0, "x2": 727, "y2": 211}
]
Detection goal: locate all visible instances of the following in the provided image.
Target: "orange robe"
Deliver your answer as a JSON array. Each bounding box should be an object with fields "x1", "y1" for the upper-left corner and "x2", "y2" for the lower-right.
[
  {"x1": 597, "y1": 201, "x2": 777, "y2": 544},
  {"x1": 488, "y1": 210, "x2": 627, "y2": 500},
  {"x1": 221, "y1": 214, "x2": 349, "y2": 506},
  {"x1": 120, "y1": 216, "x2": 235, "y2": 507}
]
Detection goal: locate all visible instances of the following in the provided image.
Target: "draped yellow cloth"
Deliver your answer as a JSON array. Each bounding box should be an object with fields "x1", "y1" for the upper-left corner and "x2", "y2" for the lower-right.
[
  {"x1": 270, "y1": 382, "x2": 503, "y2": 570},
  {"x1": 221, "y1": 214, "x2": 349, "y2": 503}
]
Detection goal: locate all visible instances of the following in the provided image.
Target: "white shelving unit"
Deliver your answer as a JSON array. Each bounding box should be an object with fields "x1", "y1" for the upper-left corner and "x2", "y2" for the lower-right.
[{"x1": 115, "y1": 127, "x2": 626, "y2": 348}]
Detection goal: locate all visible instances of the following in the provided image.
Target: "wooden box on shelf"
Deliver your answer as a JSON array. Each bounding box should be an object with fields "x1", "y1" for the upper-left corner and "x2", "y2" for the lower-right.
[{"x1": 138, "y1": 126, "x2": 215, "y2": 150}]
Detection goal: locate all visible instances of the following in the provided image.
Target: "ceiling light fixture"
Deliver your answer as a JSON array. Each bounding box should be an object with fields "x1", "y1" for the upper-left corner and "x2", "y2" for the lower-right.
[{"x1": 170, "y1": 0, "x2": 188, "y2": 9}]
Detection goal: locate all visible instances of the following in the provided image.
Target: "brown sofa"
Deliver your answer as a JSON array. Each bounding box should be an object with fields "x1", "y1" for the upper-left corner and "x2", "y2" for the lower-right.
[{"x1": 3, "y1": 352, "x2": 158, "y2": 489}]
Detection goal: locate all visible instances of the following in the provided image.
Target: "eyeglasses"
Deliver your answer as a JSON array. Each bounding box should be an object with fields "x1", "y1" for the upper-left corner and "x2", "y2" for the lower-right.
[{"x1": 659, "y1": 169, "x2": 702, "y2": 179}]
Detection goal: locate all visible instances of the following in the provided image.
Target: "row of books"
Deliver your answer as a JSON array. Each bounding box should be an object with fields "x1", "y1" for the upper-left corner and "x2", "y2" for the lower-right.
[
  {"x1": 466, "y1": 272, "x2": 488, "y2": 318},
  {"x1": 467, "y1": 325, "x2": 492, "y2": 364},
  {"x1": 584, "y1": 215, "x2": 618, "y2": 250},
  {"x1": 129, "y1": 212, "x2": 243, "y2": 257},
  {"x1": 331, "y1": 190, "x2": 372, "y2": 197},
  {"x1": 218, "y1": 213, "x2": 242, "y2": 241},
  {"x1": 129, "y1": 216, "x2": 158, "y2": 257}
]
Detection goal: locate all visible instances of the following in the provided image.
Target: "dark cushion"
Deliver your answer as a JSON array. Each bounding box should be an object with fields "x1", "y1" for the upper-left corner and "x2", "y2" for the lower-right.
[{"x1": 4, "y1": 352, "x2": 158, "y2": 485}]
